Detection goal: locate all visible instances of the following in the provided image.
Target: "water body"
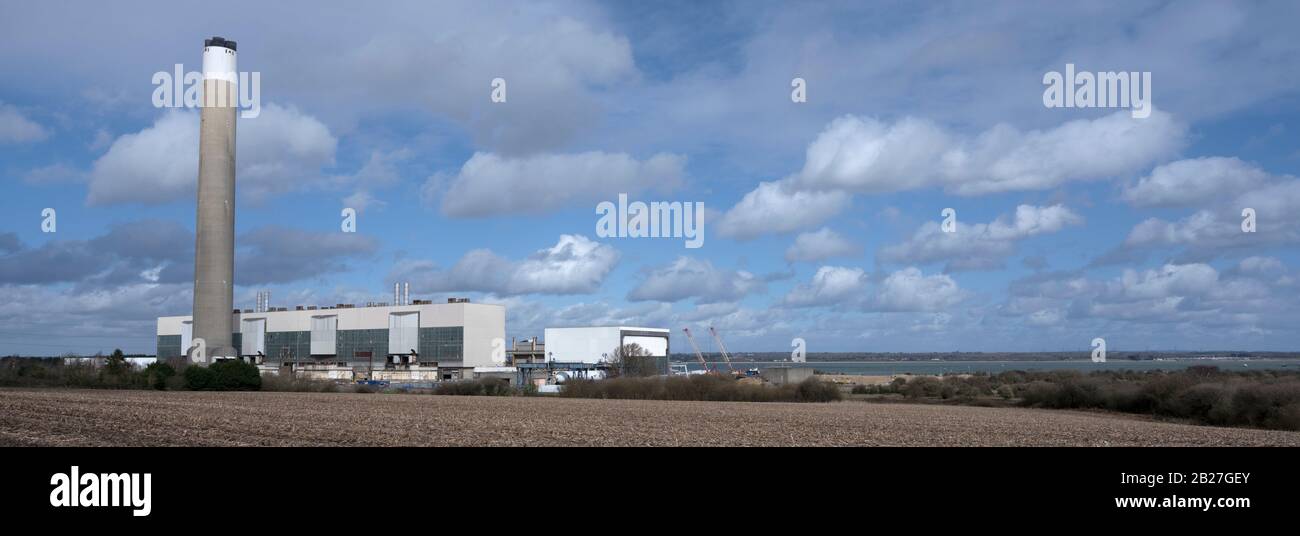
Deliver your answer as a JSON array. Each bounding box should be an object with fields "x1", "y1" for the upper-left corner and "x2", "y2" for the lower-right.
[{"x1": 684, "y1": 359, "x2": 1300, "y2": 376}]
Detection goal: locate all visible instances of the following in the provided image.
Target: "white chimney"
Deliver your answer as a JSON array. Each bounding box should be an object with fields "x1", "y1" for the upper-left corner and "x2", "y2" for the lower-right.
[{"x1": 403, "y1": 282, "x2": 409, "y2": 305}]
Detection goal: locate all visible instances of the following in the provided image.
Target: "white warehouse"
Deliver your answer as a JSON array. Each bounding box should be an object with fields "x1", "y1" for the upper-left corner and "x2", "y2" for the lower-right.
[
  {"x1": 157, "y1": 300, "x2": 505, "y2": 378},
  {"x1": 543, "y1": 326, "x2": 671, "y2": 374}
]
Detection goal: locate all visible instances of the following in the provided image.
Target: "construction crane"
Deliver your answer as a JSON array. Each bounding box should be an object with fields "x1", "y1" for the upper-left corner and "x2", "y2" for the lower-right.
[
  {"x1": 681, "y1": 327, "x2": 711, "y2": 373},
  {"x1": 707, "y1": 326, "x2": 739, "y2": 376}
]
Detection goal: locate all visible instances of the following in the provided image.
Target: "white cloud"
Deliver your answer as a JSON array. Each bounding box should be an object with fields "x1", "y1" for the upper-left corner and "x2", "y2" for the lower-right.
[
  {"x1": 391, "y1": 235, "x2": 618, "y2": 296},
  {"x1": 1004, "y1": 262, "x2": 1295, "y2": 333},
  {"x1": 784, "y1": 228, "x2": 861, "y2": 263},
  {"x1": 627, "y1": 256, "x2": 763, "y2": 303},
  {"x1": 342, "y1": 190, "x2": 385, "y2": 214},
  {"x1": 0, "y1": 283, "x2": 193, "y2": 354},
  {"x1": 22, "y1": 163, "x2": 85, "y2": 185},
  {"x1": 716, "y1": 180, "x2": 850, "y2": 239},
  {"x1": 880, "y1": 204, "x2": 1083, "y2": 271},
  {"x1": 870, "y1": 267, "x2": 966, "y2": 312},
  {"x1": 429, "y1": 151, "x2": 685, "y2": 218},
  {"x1": 782, "y1": 266, "x2": 868, "y2": 307},
  {"x1": 1238, "y1": 256, "x2": 1283, "y2": 274},
  {"x1": 794, "y1": 110, "x2": 1185, "y2": 196},
  {"x1": 86, "y1": 104, "x2": 337, "y2": 205},
  {"x1": 1122, "y1": 157, "x2": 1271, "y2": 207},
  {"x1": 721, "y1": 110, "x2": 1182, "y2": 238},
  {"x1": 0, "y1": 101, "x2": 48, "y2": 143},
  {"x1": 1122, "y1": 177, "x2": 1300, "y2": 255}
]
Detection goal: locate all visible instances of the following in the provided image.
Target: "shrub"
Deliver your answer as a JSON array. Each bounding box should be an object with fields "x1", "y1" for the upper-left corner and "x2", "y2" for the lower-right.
[
  {"x1": 183, "y1": 365, "x2": 214, "y2": 390},
  {"x1": 996, "y1": 384, "x2": 1014, "y2": 400},
  {"x1": 143, "y1": 362, "x2": 176, "y2": 390},
  {"x1": 1017, "y1": 381, "x2": 1064, "y2": 407},
  {"x1": 795, "y1": 378, "x2": 842, "y2": 402},
  {"x1": 900, "y1": 376, "x2": 944, "y2": 399},
  {"x1": 184, "y1": 360, "x2": 260, "y2": 391},
  {"x1": 1231, "y1": 381, "x2": 1300, "y2": 429},
  {"x1": 210, "y1": 360, "x2": 261, "y2": 390}
]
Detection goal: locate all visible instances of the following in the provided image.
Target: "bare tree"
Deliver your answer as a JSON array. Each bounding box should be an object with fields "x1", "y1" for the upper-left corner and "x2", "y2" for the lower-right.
[{"x1": 608, "y1": 343, "x2": 658, "y2": 377}]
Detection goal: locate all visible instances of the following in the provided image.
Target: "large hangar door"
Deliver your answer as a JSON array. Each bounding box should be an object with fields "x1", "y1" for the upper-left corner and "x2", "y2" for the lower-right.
[
  {"x1": 311, "y1": 316, "x2": 337, "y2": 355},
  {"x1": 624, "y1": 335, "x2": 668, "y2": 356},
  {"x1": 241, "y1": 318, "x2": 266, "y2": 356},
  {"x1": 388, "y1": 312, "x2": 419, "y2": 355},
  {"x1": 181, "y1": 321, "x2": 193, "y2": 356}
]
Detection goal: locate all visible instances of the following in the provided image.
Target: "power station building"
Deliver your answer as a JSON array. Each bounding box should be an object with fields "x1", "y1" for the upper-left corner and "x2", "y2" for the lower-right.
[{"x1": 157, "y1": 300, "x2": 505, "y2": 378}]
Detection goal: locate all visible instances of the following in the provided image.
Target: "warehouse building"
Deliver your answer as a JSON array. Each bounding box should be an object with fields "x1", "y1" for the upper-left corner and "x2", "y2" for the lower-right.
[
  {"x1": 543, "y1": 326, "x2": 671, "y2": 375},
  {"x1": 157, "y1": 300, "x2": 504, "y2": 380}
]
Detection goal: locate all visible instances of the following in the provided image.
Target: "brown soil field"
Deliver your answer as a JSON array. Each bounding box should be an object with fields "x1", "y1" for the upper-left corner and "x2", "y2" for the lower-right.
[{"x1": 3, "y1": 388, "x2": 1298, "y2": 446}]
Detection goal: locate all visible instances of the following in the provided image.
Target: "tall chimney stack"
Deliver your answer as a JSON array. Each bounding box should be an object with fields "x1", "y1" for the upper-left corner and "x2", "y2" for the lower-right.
[{"x1": 192, "y1": 36, "x2": 239, "y2": 363}]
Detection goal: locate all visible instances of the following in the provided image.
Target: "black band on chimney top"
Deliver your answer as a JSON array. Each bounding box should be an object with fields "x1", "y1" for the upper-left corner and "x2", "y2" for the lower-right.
[{"x1": 205, "y1": 36, "x2": 237, "y2": 51}]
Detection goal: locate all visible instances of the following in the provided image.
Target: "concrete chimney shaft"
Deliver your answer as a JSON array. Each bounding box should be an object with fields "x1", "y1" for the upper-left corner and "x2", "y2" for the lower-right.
[{"x1": 192, "y1": 36, "x2": 238, "y2": 362}]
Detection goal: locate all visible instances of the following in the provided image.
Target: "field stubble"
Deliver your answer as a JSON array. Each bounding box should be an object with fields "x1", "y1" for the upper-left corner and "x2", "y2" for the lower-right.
[{"x1": 2, "y1": 388, "x2": 1298, "y2": 446}]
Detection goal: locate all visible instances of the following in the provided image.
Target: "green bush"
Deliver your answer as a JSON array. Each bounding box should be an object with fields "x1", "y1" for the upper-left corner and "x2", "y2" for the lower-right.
[
  {"x1": 143, "y1": 362, "x2": 175, "y2": 390},
  {"x1": 183, "y1": 365, "x2": 213, "y2": 390},
  {"x1": 184, "y1": 360, "x2": 261, "y2": 391}
]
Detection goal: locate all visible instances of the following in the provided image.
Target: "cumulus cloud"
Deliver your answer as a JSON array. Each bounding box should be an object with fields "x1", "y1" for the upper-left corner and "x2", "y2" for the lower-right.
[
  {"x1": 429, "y1": 151, "x2": 685, "y2": 218},
  {"x1": 320, "y1": 10, "x2": 637, "y2": 154},
  {"x1": 1121, "y1": 157, "x2": 1272, "y2": 207},
  {"x1": 720, "y1": 110, "x2": 1182, "y2": 238},
  {"x1": 784, "y1": 227, "x2": 861, "y2": 263},
  {"x1": 0, "y1": 101, "x2": 48, "y2": 143},
  {"x1": 794, "y1": 111, "x2": 1185, "y2": 195},
  {"x1": 716, "y1": 180, "x2": 850, "y2": 239},
  {"x1": 782, "y1": 266, "x2": 868, "y2": 307},
  {"x1": 1118, "y1": 170, "x2": 1300, "y2": 259},
  {"x1": 86, "y1": 104, "x2": 337, "y2": 205},
  {"x1": 0, "y1": 220, "x2": 193, "y2": 289},
  {"x1": 880, "y1": 204, "x2": 1083, "y2": 271},
  {"x1": 627, "y1": 256, "x2": 763, "y2": 303},
  {"x1": 1237, "y1": 256, "x2": 1283, "y2": 274},
  {"x1": 0, "y1": 282, "x2": 193, "y2": 354},
  {"x1": 390, "y1": 235, "x2": 618, "y2": 296},
  {"x1": 1003, "y1": 262, "x2": 1295, "y2": 333},
  {"x1": 869, "y1": 267, "x2": 967, "y2": 312},
  {"x1": 777, "y1": 265, "x2": 966, "y2": 312}
]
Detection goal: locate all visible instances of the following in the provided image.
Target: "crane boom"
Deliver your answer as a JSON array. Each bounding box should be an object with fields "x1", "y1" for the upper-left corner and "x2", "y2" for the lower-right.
[
  {"x1": 708, "y1": 326, "x2": 737, "y2": 374},
  {"x1": 681, "y1": 327, "x2": 710, "y2": 372}
]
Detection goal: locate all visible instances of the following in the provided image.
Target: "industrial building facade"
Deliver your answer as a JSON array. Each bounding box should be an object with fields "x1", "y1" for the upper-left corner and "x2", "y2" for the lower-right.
[{"x1": 157, "y1": 301, "x2": 505, "y2": 373}]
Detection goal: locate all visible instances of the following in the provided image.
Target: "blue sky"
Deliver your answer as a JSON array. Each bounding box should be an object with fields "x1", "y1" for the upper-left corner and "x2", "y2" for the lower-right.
[{"x1": 1, "y1": 0, "x2": 1299, "y2": 355}]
